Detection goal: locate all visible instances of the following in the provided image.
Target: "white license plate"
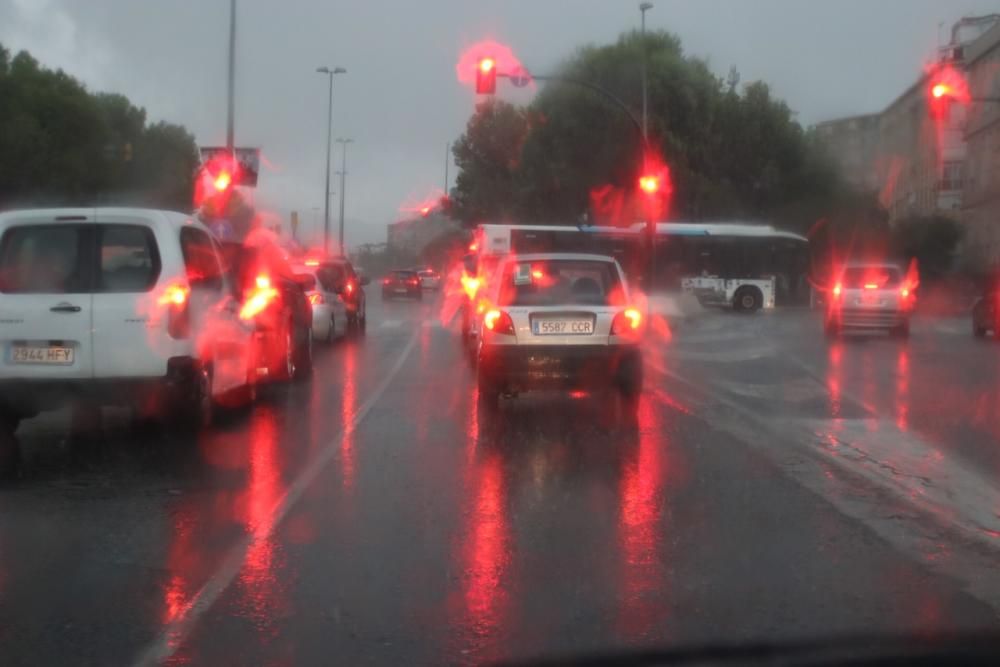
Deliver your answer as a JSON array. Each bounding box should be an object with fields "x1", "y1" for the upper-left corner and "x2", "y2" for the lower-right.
[
  {"x1": 11, "y1": 345, "x2": 74, "y2": 365},
  {"x1": 533, "y1": 319, "x2": 593, "y2": 335},
  {"x1": 395, "y1": 288, "x2": 408, "y2": 293}
]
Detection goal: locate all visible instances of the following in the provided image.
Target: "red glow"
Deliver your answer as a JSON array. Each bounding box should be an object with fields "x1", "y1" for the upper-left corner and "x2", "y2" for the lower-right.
[
  {"x1": 456, "y1": 39, "x2": 526, "y2": 87},
  {"x1": 483, "y1": 309, "x2": 501, "y2": 330},
  {"x1": 469, "y1": 242, "x2": 479, "y2": 252},
  {"x1": 926, "y1": 65, "x2": 970, "y2": 104},
  {"x1": 345, "y1": 281, "x2": 354, "y2": 294},
  {"x1": 213, "y1": 171, "x2": 232, "y2": 192},
  {"x1": 531, "y1": 269, "x2": 544, "y2": 280},
  {"x1": 931, "y1": 83, "x2": 949, "y2": 99},
  {"x1": 864, "y1": 283, "x2": 879, "y2": 290},
  {"x1": 240, "y1": 277, "x2": 279, "y2": 320},
  {"x1": 399, "y1": 189, "x2": 445, "y2": 218},
  {"x1": 612, "y1": 308, "x2": 644, "y2": 336},
  {"x1": 308, "y1": 292, "x2": 323, "y2": 305},
  {"x1": 304, "y1": 259, "x2": 320, "y2": 267},
  {"x1": 420, "y1": 206, "x2": 431, "y2": 216},
  {"x1": 158, "y1": 283, "x2": 189, "y2": 306},
  {"x1": 461, "y1": 274, "x2": 481, "y2": 301},
  {"x1": 833, "y1": 283, "x2": 842, "y2": 298},
  {"x1": 639, "y1": 175, "x2": 659, "y2": 194}
]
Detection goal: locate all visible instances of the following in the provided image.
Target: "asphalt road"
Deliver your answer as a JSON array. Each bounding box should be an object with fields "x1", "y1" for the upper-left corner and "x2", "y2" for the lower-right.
[{"x1": 1, "y1": 294, "x2": 999, "y2": 666}]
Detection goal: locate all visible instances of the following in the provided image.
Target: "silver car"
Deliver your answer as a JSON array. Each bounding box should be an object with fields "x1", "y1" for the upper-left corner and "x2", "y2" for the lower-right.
[
  {"x1": 825, "y1": 262, "x2": 914, "y2": 337},
  {"x1": 417, "y1": 269, "x2": 442, "y2": 290},
  {"x1": 476, "y1": 253, "x2": 644, "y2": 412},
  {"x1": 293, "y1": 265, "x2": 349, "y2": 343}
]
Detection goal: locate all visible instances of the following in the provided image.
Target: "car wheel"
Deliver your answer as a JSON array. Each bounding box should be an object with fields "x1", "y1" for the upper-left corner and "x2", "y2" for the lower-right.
[
  {"x1": 327, "y1": 315, "x2": 337, "y2": 343},
  {"x1": 973, "y1": 321, "x2": 986, "y2": 338},
  {"x1": 824, "y1": 319, "x2": 839, "y2": 339},
  {"x1": 173, "y1": 364, "x2": 213, "y2": 433},
  {"x1": 281, "y1": 322, "x2": 297, "y2": 381},
  {"x1": 733, "y1": 286, "x2": 762, "y2": 313},
  {"x1": 891, "y1": 322, "x2": 910, "y2": 339},
  {"x1": 294, "y1": 327, "x2": 313, "y2": 381},
  {"x1": 616, "y1": 353, "x2": 643, "y2": 415},
  {"x1": 0, "y1": 415, "x2": 20, "y2": 480},
  {"x1": 359, "y1": 306, "x2": 367, "y2": 334}
]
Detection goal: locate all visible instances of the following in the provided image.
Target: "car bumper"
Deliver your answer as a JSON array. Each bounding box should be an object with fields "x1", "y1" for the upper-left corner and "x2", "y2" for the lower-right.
[
  {"x1": 834, "y1": 308, "x2": 909, "y2": 329},
  {"x1": 479, "y1": 344, "x2": 640, "y2": 391},
  {"x1": 0, "y1": 356, "x2": 198, "y2": 416}
]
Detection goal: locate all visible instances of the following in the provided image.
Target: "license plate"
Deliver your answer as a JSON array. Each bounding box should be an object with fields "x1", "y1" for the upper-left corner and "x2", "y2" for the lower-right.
[
  {"x1": 11, "y1": 345, "x2": 74, "y2": 365},
  {"x1": 395, "y1": 288, "x2": 407, "y2": 293},
  {"x1": 860, "y1": 294, "x2": 883, "y2": 306},
  {"x1": 533, "y1": 319, "x2": 593, "y2": 335}
]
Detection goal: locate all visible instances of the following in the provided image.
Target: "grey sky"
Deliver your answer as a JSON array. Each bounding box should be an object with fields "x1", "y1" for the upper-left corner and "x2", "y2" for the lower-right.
[{"x1": 1, "y1": 0, "x2": 997, "y2": 248}]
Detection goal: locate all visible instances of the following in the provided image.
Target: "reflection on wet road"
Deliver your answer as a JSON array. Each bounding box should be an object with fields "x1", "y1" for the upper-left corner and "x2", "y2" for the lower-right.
[{"x1": 1, "y1": 299, "x2": 999, "y2": 665}]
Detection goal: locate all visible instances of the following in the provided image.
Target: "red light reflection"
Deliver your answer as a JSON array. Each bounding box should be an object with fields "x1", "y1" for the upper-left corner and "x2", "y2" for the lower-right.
[
  {"x1": 341, "y1": 341, "x2": 358, "y2": 495},
  {"x1": 896, "y1": 347, "x2": 910, "y2": 431},
  {"x1": 456, "y1": 39, "x2": 526, "y2": 88}
]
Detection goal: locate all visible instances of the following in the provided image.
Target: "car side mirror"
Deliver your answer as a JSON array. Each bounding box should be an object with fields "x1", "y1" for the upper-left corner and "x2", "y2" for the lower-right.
[{"x1": 294, "y1": 273, "x2": 316, "y2": 290}]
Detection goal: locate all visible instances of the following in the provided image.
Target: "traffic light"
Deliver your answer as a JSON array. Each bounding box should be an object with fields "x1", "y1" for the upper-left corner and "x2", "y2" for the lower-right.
[
  {"x1": 926, "y1": 66, "x2": 969, "y2": 118},
  {"x1": 639, "y1": 175, "x2": 660, "y2": 195},
  {"x1": 476, "y1": 57, "x2": 496, "y2": 95}
]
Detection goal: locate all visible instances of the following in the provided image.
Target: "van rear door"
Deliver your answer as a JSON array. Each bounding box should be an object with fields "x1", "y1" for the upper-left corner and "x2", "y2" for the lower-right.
[{"x1": 0, "y1": 223, "x2": 95, "y2": 380}]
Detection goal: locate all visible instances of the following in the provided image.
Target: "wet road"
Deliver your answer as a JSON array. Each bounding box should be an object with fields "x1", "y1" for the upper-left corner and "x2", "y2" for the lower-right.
[{"x1": 1, "y1": 296, "x2": 999, "y2": 665}]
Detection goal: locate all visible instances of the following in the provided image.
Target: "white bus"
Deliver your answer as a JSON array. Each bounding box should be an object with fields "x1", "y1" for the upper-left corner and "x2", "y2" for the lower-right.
[{"x1": 468, "y1": 222, "x2": 810, "y2": 310}]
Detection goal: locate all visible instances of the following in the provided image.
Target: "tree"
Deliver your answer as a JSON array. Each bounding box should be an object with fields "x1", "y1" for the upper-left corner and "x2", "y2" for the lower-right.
[
  {"x1": 450, "y1": 99, "x2": 531, "y2": 223},
  {"x1": 0, "y1": 42, "x2": 199, "y2": 211},
  {"x1": 892, "y1": 215, "x2": 963, "y2": 280},
  {"x1": 449, "y1": 31, "x2": 840, "y2": 228}
]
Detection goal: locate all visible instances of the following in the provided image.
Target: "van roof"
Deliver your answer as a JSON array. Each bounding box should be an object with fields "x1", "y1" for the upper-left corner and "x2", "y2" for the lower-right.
[{"x1": 0, "y1": 207, "x2": 197, "y2": 231}]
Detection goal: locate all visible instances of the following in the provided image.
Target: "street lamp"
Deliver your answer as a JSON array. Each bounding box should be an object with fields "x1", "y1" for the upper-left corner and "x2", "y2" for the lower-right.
[
  {"x1": 335, "y1": 137, "x2": 354, "y2": 257},
  {"x1": 316, "y1": 65, "x2": 347, "y2": 254},
  {"x1": 639, "y1": 2, "x2": 653, "y2": 141}
]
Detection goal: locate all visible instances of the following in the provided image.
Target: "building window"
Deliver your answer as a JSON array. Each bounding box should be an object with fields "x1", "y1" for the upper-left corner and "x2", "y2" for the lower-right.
[{"x1": 940, "y1": 161, "x2": 964, "y2": 191}]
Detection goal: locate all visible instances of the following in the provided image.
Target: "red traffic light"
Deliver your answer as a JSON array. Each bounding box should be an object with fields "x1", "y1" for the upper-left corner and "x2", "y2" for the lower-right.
[
  {"x1": 476, "y1": 57, "x2": 497, "y2": 94},
  {"x1": 931, "y1": 83, "x2": 951, "y2": 99},
  {"x1": 639, "y1": 175, "x2": 660, "y2": 194},
  {"x1": 213, "y1": 171, "x2": 233, "y2": 192}
]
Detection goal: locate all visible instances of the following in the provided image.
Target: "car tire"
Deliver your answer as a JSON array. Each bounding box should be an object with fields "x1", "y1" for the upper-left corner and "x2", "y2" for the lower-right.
[
  {"x1": 0, "y1": 414, "x2": 20, "y2": 480},
  {"x1": 824, "y1": 320, "x2": 839, "y2": 339},
  {"x1": 973, "y1": 321, "x2": 986, "y2": 338},
  {"x1": 358, "y1": 305, "x2": 367, "y2": 335},
  {"x1": 294, "y1": 327, "x2": 313, "y2": 381},
  {"x1": 173, "y1": 363, "x2": 213, "y2": 433},
  {"x1": 891, "y1": 322, "x2": 910, "y2": 339},
  {"x1": 327, "y1": 315, "x2": 336, "y2": 343},
  {"x1": 733, "y1": 286, "x2": 762, "y2": 313}
]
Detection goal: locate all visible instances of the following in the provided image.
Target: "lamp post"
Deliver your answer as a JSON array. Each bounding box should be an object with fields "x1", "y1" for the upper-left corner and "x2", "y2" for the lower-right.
[
  {"x1": 640, "y1": 2, "x2": 653, "y2": 142},
  {"x1": 335, "y1": 138, "x2": 354, "y2": 257},
  {"x1": 316, "y1": 65, "x2": 346, "y2": 254}
]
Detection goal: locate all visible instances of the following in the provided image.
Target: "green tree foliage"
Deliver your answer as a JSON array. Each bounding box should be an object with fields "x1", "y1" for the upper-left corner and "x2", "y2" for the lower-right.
[
  {"x1": 0, "y1": 43, "x2": 198, "y2": 211},
  {"x1": 450, "y1": 31, "x2": 840, "y2": 227},
  {"x1": 892, "y1": 215, "x2": 963, "y2": 280}
]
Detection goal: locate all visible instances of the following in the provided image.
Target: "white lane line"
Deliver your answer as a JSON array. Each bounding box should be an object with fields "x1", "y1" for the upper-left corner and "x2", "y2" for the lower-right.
[{"x1": 132, "y1": 330, "x2": 419, "y2": 667}]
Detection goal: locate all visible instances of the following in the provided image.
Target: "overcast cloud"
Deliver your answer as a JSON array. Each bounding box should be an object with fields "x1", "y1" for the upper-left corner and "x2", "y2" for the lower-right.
[{"x1": 1, "y1": 0, "x2": 996, "y2": 247}]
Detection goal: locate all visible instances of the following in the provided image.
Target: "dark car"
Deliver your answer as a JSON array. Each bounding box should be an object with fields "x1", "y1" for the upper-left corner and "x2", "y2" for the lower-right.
[
  {"x1": 381, "y1": 270, "x2": 422, "y2": 300},
  {"x1": 316, "y1": 258, "x2": 368, "y2": 333},
  {"x1": 973, "y1": 288, "x2": 998, "y2": 338},
  {"x1": 220, "y1": 241, "x2": 313, "y2": 383}
]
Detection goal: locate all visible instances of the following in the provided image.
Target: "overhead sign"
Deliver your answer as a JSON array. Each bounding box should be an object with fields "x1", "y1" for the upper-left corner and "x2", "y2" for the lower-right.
[{"x1": 199, "y1": 147, "x2": 261, "y2": 187}]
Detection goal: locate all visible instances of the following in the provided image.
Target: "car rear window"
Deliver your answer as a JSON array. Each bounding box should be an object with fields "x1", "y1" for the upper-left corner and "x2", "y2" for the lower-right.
[
  {"x1": 99, "y1": 225, "x2": 161, "y2": 292},
  {"x1": 842, "y1": 267, "x2": 901, "y2": 288},
  {"x1": 497, "y1": 259, "x2": 623, "y2": 306},
  {"x1": 0, "y1": 224, "x2": 89, "y2": 294},
  {"x1": 392, "y1": 271, "x2": 417, "y2": 279}
]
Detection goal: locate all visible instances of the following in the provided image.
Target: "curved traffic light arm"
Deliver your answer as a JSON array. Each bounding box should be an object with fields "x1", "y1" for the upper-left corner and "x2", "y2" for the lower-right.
[{"x1": 499, "y1": 73, "x2": 649, "y2": 152}]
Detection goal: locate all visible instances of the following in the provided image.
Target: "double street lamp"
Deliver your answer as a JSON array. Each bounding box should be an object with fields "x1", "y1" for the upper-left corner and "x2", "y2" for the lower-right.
[
  {"x1": 335, "y1": 138, "x2": 354, "y2": 257},
  {"x1": 316, "y1": 65, "x2": 347, "y2": 254}
]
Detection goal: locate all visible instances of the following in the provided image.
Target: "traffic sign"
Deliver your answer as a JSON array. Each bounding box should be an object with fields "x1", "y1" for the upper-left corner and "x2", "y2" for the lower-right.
[{"x1": 199, "y1": 147, "x2": 261, "y2": 187}]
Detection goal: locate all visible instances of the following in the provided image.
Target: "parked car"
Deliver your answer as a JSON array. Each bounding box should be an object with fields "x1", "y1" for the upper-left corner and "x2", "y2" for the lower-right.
[
  {"x1": 0, "y1": 208, "x2": 258, "y2": 472},
  {"x1": 315, "y1": 258, "x2": 368, "y2": 333},
  {"x1": 219, "y1": 240, "x2": 314, "y2": 384},
  {"x1": 824, "y1": 262, "x2": 914, "y2": 338},
  {"x1": 417, "y1": 268, "x2": 442, "y2": 290},
  {"x1": 292, "y1": 265, "x2": 349, "y2": 343},
  {"x1": 381, "y1": 270, "x2": 422, "y2": 300}
]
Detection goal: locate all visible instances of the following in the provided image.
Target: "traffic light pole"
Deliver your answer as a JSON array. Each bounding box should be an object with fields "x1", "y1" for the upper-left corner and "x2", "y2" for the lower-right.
[
  {"x1": 322, "y1": 75, "x2": 333, "y2": 254},
  {"x1": 226, "y1": 0, "x2": 236, "y2": 152}
]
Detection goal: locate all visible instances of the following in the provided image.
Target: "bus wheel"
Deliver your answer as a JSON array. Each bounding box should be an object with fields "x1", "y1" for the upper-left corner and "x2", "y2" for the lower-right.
[{"x1": 734, "y1": 287, "x2": 762, "y2": 313}]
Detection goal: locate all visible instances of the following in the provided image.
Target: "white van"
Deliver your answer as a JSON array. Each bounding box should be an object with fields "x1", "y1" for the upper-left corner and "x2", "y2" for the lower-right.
[{"x1": 0, "y1": 208, "x2": 255, "y2": 452}]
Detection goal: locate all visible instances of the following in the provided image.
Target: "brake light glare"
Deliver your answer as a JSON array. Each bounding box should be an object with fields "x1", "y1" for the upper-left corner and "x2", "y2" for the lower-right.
[
  {"x1": 832, "y1": 283, "x2": 842, "y2": 298},
  {"x1": 158, "y1": 283, "x2": 189, "y2": 306},
  {"x1": 612, "y1": 308, "x2": 644, "y2": 336},
  {"x1": 864, "y1": 283, "x2": 879, "y2": 290},
  {"x1": 346, "y1": 281, "x2": 354, "y2": 294},
  {"x1": 308, "y1": 292, "x2": 324, "y2": 305},
  {"x1": 240, "y1": 278, "x2": 279, "y2": 320},
  {"x1": 159, "y1": 283, "x2": 191, "y2": 339},
  {"x1": 255, "y1": 274, "x2": 271, "y2": 290},
  {"x1": 900, "y1": 287, "x2": 910, "y2": 298},
  {"x1": 483, "y1": 309, "x2": 515, "y2": 335}
]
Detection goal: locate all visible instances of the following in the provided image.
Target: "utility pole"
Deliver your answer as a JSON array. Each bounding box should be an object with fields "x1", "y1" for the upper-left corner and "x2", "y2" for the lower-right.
[
  {"x1": 336, "y1": 138, "x2": 353, "y2": 257},
  {"x1": 226, "y1": 0, "x2": 236, "y2": 151},
  {"x1": 640, "y1": 2, "x2": 653, "y2": 142}
]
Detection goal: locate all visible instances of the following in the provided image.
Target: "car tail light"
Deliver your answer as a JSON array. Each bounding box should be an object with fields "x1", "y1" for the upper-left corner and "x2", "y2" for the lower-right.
[
  {"x1": 240, "y1": 274, "x2": 279, "y2": 320},
  {"x1": 308, "y1": 292, "x2": 324, "y2": 305},
  {"x1": 483, "y1": 309, "x2": 515, "y2": 335},
  {"x1": 383, "y1": 278, "x2": 391, "y2": 285},
  {"x1": 345, "y1": 280, "x2": 354, "y2": 295},
  {"x1": 832, "y1": 283, "x2": 842, "y2": 298},
  {"x1": 611, "y1": 308, "x2": 644, "y2": 336},
  {"x1": 864, "y1": 283, "x2": 879, "y2": 290},
  {"x1": 159, "y1": 283, "x2": 191, "y2": 339},
  {"x1": 408, "y1": 278, "x2": 420, "y2": 286}
]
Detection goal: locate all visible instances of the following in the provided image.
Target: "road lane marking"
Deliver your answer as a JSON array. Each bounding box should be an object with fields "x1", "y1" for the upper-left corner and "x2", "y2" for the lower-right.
[{"x1": 133, "y1": 330, "x2": 419, "y2": 667}]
